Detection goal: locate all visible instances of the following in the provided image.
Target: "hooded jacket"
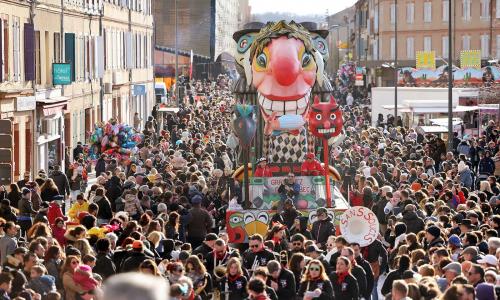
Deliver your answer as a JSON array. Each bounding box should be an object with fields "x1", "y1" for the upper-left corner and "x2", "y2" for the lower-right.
[
  {"x1": 311, "y1": 216, "x2": 335, "y2": 246},
  {"x1": 47, "y1": 202, "x2": 64, "y2": 225},
  {"x1": 95, "y1": 195, "x2": 113, "y2": 220},
  {"x1": 402, "y1": 211, "x2": 425, "y2": 234}
]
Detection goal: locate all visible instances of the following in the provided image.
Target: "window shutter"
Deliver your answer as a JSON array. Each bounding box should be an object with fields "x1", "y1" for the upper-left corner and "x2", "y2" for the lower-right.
[
  {"x1": 94, "y1": 36, "x2": 104, "y2": 77},
  {"x1": 65, "y1": 32, "x2": 76, "y2": 81},
  {"x1": 0, "y1": 20, "x2": 3, "y2": 82},
  {"x1": 24, "y1": 23, "x2": 35, "y2": 81},
  {"x1": 125, "y1": 32, "x2": 132, "y2": 69}
]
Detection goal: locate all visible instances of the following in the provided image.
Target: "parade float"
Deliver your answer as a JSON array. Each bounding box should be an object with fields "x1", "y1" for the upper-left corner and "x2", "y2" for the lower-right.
[{"x1": 227, "y1": 21, "x2": 350, "y2": 243}]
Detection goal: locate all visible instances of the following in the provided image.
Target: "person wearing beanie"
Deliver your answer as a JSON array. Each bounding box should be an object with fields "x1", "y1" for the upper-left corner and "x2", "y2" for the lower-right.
[{"x1": 424, "y1": 225, "x2": 444, "y2": 250}]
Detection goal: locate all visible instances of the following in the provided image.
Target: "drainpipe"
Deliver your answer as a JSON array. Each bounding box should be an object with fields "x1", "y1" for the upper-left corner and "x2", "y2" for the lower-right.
[
  {"x1": 99, "y1": 3, "x2": 104, "y2": 123},
  {"x1": 128, "y1": 5, "x2": 132, "y2": 124},
  {"x1": 29, "y1": 0, "x2": 38, "y2": 176}
]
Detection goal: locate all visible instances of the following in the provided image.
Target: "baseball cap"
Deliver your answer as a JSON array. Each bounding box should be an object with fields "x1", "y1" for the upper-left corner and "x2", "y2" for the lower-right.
[
  {"x1": 442, "y1": 262, "x2": 462, "y2": 275},
  {"x1": 132, "y1": 240, "x2": 144, "y2": 250},
  {"x1": 305, "y1": 244, "x2": 324, "y2": 254},
  {"x1": 477, "y1": 254, "x2": 498, "y2": 266},
  {"x1": 316, "y1": 207, "x2": 328, "y2": 216},
  {"x1": 448, "y1": 235, "x2": 462, "y2": 248}
]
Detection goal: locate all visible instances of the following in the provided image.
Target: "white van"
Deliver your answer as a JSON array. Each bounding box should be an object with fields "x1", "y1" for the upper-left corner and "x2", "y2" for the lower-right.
[{"x1": 155, "y1": 82, "x2": 167, "y2": 104}]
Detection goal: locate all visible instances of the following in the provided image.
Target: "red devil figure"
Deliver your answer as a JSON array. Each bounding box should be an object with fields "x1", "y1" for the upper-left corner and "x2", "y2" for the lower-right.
[
  {"x1": 307, "y1": 95, "x2": 343, "y2": 207},
  {"x1": 308, "y1": 95, "x2": 343, "y2": 140}
]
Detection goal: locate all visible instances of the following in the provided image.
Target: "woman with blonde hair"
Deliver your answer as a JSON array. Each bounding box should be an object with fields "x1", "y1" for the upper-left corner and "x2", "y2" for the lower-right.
[
  {"x1": 185, "y1": 255, "x2": 211, "y2": 299},
  {"x1": 218, "y1": 257, "x2": 247, "y2": 300},
  {"x1": 139, "y1": 259, "x2": 162, "y2": 276},
  {"x1": 298, "y1": 259, "x2": 334, "y2": 300},
  {"x1": 73, "y1": 238, "x2": 95, "y2": 257}
]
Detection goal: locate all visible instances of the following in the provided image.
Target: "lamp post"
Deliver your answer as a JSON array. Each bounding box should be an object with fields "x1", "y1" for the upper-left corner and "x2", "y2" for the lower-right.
[
  {"x1": 447, "y1": 0, "x2": 453, "y2": 151},
  {"x1": 174, "y1": 0, "x2": 179, "y2": 106},
  {"x1": 394, "y1": 0, "x2": 398, "y2": 127}
]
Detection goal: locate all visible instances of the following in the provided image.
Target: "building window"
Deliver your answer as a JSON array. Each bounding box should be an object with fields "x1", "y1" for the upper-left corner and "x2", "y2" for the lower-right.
[
  {"x1": 424, "y1": 36, "x2": 432, "y2": 52},
  {"x1": 442, "y1": 0, "x2": 449, "y2": 21},
  {"x1": 407, "y1": 37, "x2": 414, "y2": 59},
  {"x1": 407, "y1": 2, "x2": 414, "y2": 24},
  {"x1": 35, "y1": 30, "x2": 40, "y2": 85},
  {"x1": 496, "y1": 35, "x2": 500, "y2": 58},
  {"x1": 374, "y1": 4, "x2": 379, "y2": 32},
  {"x1": 390, "y1": 3, "x2": 396, "y2": 24},
  {"x1": 442, "y1": 36, "x2": 449, "y2": 59},
  {"x1": 463, "y1": 0, "x2": 471, "y2": 21},
  {"x1": 424, "y1": 2, "x2": 432, "y2": 22},
  {"x1": 462, "y1": 36, "x2": 470, "y2": 50},
  {"x1": 390, "y1": 37, "x2": 395, "y2": 60},
  {"x1": 373, "y1": 38, "x2": 378, "y2": 60},
  {"x1": 481, "y1": 0, "x2": 490, "y2": 19},
  {"x1": 12, "y1": 17, "x2": 20, "y2": 82},
  {"x1": 54, "y1": 33, "x2": 61, "y2": 63},
  {"x1": 481, "y1": 34, "x2": 490, "y2": 58},
  {"x1": 497, "y1": 0, "x2": 500, "y2": 18}
]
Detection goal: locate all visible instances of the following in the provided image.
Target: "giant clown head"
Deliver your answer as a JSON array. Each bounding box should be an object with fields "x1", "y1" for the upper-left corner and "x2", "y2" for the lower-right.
[{"x1": 250, "y1": 21, "x2": 323, "y2": 125}]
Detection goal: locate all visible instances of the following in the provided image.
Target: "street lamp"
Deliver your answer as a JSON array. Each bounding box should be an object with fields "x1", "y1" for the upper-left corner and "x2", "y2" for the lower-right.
[
  {"x1": 394, "y1": 0, "x2": 398, "y2": 127},
  {"x1": 447, "y1": 0, "x2": 453, "y2": 151}
]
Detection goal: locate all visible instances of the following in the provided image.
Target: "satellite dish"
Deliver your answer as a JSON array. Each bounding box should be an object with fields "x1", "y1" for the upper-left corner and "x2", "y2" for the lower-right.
[{"x1": 339, "y1": 206, "x2": 379, "y2": 247}]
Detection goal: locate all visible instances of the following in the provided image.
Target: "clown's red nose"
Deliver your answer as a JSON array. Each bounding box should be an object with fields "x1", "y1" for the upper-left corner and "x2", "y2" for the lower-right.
[{"x1": 272, "y1": 44, "x2": 299, "y2": 86}]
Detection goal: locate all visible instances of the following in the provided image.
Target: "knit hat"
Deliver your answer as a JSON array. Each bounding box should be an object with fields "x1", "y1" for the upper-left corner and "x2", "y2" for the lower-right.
[
  {"x1": 426, "y1": 225, "x2": 441, "y2": 238},
  {"x1": 475, "y1": 283, "x2": 495, "y2": 300},
  {"x1": 442, "y1": 262, "x2": 462, "y2": 275},
  {"x1": 132, "y1": 240, "x2": 144, "y2": 250}
]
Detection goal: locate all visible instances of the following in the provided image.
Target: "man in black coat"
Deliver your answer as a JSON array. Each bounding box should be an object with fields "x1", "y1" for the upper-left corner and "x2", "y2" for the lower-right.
[
  {"x1": 192, "y1": 233, "x2": 217, "y2": 261},
  {"x1": 49, "y1": 165, "x2": 70, "y2": 197},
  {"x1": 311, "y1": 207, "x2": 335, "y2": 248},
  {"x1": 266, "y1": 260, "x2": 296, "y2": 300},
  {"x1": 305, "y1": 244, "x2": 332, "y2": 275},
  {"x1": 351, "y1": 243, "x2": 374, "y2": 299},
  {"x1": 95, "y1": 154, "x2": 107, "y2": 177},
  {"x1": 341, "y1": 247, "x2": 368, "y2": 300},
  {"x1": 120, "y1": 241, "x2": 150, "y2": 272},
  {"x1": 242, "y1": 234, "x2": 277, "y2": 272},
  {"x1": 93, "y1": 238, "x2": 116, "y2": 280},
  {"x1": 401, "y1": 204, "x2": 425, "y2": 234}
]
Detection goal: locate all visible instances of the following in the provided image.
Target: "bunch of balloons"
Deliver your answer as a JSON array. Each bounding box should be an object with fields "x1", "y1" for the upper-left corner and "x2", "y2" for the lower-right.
[{"x1": 88, "y1": 118, "x2": 143, "y2": 162}]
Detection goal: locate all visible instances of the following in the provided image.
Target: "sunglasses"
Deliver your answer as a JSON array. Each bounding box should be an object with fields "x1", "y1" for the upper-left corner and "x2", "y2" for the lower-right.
[
  {"x1": 249, "y1": 244, "x2": 260, "y2": 248},
  {"x1": 71, "y1": 261, "x2": 79, "y2": 265},
  {"x1": 309, "y1": 266, "x2": 321, "y2": 272}
]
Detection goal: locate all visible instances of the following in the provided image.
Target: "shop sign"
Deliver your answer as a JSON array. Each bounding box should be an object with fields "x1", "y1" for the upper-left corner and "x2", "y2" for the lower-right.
[
  {"x1": 460, "y1": 50, "x2": 481, "y2": 69},
  {"x1": 16, "y1": 96, "x2": 36, "y2": 111},
  {"x1": 416, "y1": 51, "x2": 436, "y2": 69},
  {"x1": 52, "y1": 63, "x2": 72, "y2": 85},
  {"x1": 132, "y1": 84, "x2": 146, "y2": 96}
]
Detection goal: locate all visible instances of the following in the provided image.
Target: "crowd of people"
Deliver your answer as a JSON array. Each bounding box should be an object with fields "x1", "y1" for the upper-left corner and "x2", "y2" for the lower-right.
[{"x1": 0, "y1": 74, "x2": 497, "y2": 300}]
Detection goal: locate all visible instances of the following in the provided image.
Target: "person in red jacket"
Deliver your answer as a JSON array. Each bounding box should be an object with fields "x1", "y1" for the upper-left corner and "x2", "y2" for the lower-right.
[
  {"x1": 254, "y1": 157, "x2": 273, "y2": 177},
  {"x1": 301, "y1": 153, "x2": 325, "y2": 176}
]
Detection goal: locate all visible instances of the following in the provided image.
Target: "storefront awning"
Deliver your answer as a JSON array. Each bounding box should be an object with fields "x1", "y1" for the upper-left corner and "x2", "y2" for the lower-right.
[{"x1": 37, "y1": 97, "x2": 68, "y2": 117}]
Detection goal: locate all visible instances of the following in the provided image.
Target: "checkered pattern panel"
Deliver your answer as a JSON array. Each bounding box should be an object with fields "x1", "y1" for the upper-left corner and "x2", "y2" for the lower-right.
[{"x1": 269, "y1": 129, "x2": 307, "y2": 163}]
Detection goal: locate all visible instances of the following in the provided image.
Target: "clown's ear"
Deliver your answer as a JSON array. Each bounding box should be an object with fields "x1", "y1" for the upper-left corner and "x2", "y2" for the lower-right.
[{"x1": 313, "y1": 50, "x2": 324, "y2": 87}]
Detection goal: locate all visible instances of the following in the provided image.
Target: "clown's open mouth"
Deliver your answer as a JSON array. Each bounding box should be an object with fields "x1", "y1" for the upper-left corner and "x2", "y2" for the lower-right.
[{"x1": 258, "y1": 92, "x2": 310, "y2": 117}]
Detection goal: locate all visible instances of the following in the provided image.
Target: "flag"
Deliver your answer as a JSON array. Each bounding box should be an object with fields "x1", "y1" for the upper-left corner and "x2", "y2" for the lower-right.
[{"x1": 189, "y1": 50, "x2": 193, "y2": 79}]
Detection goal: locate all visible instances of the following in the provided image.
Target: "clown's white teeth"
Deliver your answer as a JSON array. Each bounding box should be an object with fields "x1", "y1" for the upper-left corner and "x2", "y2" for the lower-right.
[
  {"x1": 258, "y1": 93, "x2": 310, "y2": 116},
  {"x1": 318, "y1": 128, "x2": 336, "y2": 133}
]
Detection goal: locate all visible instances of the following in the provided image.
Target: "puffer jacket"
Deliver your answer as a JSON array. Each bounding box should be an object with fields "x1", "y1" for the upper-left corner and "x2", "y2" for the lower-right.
[
  {"x1": 123, "y1": 194, "x2": 143, "y2": 218},
  {"x1": 311, "y1": 217, "x2": 335, "y2": 246},
  {"x1": 401, "y1": 211, "x2": 425, "y2": 234},
  {"x1": 459, "y1": 166, "x2": 473, "y2": 189}
]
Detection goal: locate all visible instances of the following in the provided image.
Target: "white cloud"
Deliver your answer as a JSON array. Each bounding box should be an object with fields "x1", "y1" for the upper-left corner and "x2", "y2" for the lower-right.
[{"x1": 249, "y1": 0, "x2": 357, "y2": 15}]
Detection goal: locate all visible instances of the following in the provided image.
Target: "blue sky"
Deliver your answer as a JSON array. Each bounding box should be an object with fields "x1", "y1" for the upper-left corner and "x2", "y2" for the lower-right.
[{"x1": 249, "y1": 0, "x2": 357, "y2": 15}]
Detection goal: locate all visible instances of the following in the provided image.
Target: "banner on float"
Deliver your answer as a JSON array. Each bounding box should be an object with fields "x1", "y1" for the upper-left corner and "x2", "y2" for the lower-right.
[
  {"x1": 416, "y1": 51, "x2": 435, "y2": 69},
  {"x1": 460, "y1": 50, "x2": 481, "y2": 69}
]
